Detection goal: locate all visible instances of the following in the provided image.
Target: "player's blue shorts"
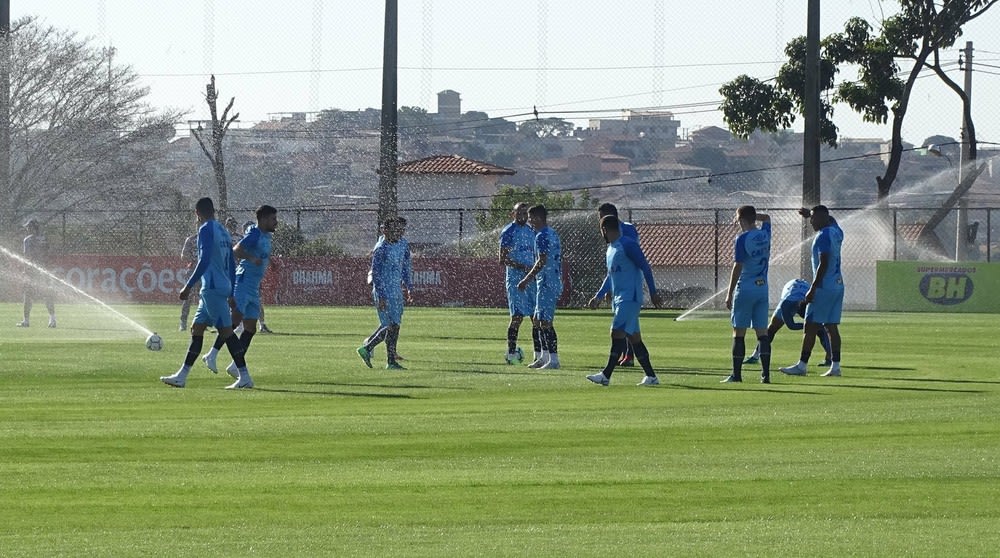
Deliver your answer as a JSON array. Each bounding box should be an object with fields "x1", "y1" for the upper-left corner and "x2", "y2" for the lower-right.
[
  {"x1": 805, "y1": 285, "x2": 844, "y2": 325},
  {"x1": 507, "y1": 280, "x2": 536, "y2": 317},
  {"x1": 773, "y1": 298, "x2": 804, "y2": 322},
  {"x1": 611, "y1": 300, "x2": 641, "y2": 335},
  {"x1": 374, "y1": 291, "x2": 404, "y2": 326},
  {"x1": 534, "y1": 283, "x2": 562, "y2": 322},
  {"x1": 193, "y1": 287, "x2": 231, "y2": 329},
  {"x1": 233, "y1": 286, "x2": 261, "y2": 320},
  {"x1": 731, "y1": 286, "x2": 768, "y2": 329}
]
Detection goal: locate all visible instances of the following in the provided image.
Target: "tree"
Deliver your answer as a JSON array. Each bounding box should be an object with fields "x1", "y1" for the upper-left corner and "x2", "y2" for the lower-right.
[
  {"x1": 1, "y1": 17, "x2": 183, "y2": 233},
  {"x1": 191, "y1": 75, "x2": 238, "y2": 215},
  {"x1": 475, "y1": 185, "x2": 596, "y2": 233},
  {"x1": 720, "y1": 0, "x2": 998, "y2": 200},
  {"x1": 518, "y1": 117, "x2": 574, "y2": 139}
]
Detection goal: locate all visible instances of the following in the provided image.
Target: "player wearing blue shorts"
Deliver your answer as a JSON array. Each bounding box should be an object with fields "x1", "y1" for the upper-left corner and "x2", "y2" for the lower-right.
[
  {"x1": 723, "y1": 206, "x2": 771, "y2": 383},
  {"x1": 781, "y1": 205, "x2": 845, "y2": 377},
  {"x1": 358, "y1": 216, "x2": 413, "y2": 370},
  {"x1": 161, "y1": 197, "x2": 252, "y2": 389},
  {"x1": 586, "y1": 215, "x2": 663, "y2": 386},
  {"x1": 744, "y1": 278, "x2": 832, "y2": 366},
  {"x1": 517, "y1": 205, "x2": 562, "y2": 369},
  {"x1": 201, "y1": 205, "x2": 278, "y2": 380},
  {"x1": 16, "y1": 219, "x2": 56, "y2": 328},
  {"x1": 499, "y1": 202, "x2": 538, "y2": 364},
  {"x1": 591, "y1": 203, "x2": 640, "y2": 367}
]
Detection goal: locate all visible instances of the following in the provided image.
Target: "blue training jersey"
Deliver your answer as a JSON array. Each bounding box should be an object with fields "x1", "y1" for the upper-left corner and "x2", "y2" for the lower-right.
[
  {"x1": 186, "y1": 219, "x2": 236, "y2": 293},
  {"x1": 371, "y1": 237, "x2": 412, "y2": 300},
  {"x1": 596, "y1": 221, "x2": 639, "y2": 298},
  {"x1": 234, "y1": 225, "x2": 273, "y2": 291},
  {"x1": 812, "y1": 221, "x2": 844, "y2": 289},
  {"x1": 499, "y1": 221, "x2": 535, "y2": 283},
  {"x1": 779, "y1": 278, "x2": 810, "y2": 303},
  {"x1": 734, "y1": 221, "x2": 771, "y2": 290},
  {"x1": 606, "y1": 235, "x2": 656, "y2": 305},
  {"x1": 533, "y1": 226, "x2": 562, "y2": 289}
]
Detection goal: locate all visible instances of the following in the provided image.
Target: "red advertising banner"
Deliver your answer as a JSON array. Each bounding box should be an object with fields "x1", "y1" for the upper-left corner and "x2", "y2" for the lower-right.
[{"x1": 2, "y1": 255, "x2": 511, "y2": 308}]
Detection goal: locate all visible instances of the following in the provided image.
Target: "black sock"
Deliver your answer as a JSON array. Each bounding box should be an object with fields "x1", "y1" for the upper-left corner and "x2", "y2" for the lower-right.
[
  {"x1": 731, "y1": 337, "x2": 745, "y2": 378},
  {"x1": 633, "y1": 341, "x2": 655, "y2": 377},
  {"x1": 386, "y1": 327, "x2": 400, "y2": 363},
  {"x1": 532, "y1": 326, "x2": 541, "y2": 353},
  {"x1": 212, "y1": 333, "x2": 226, "y2": 351},
  {"x1": 507, "y1": 325, "x2": 518, "y2": 353},
  {"x1": 365, "y1": 326, "x2": 388, "y2": 350},
  {"x1": 225, "y1": 333, "x2": 247, "y2": 369},
  {"x1": 623, "y1": 337, "x2": 635, "y2": 361},
  {"x1": 184, "y1": 335, "x2": 205, "y2": 367},
  {"x1": 240, "y1": 330, "x2": 256, "y2": 354},
  {"x1": 602, "y1": 337, "x2": 627, "y2": 377},
  {"x1": 546, "y1": 327, "x2": 558, "y2": 354},
  {"x1": 758, "y1": 335, "x2": 771, "y2": 377}
]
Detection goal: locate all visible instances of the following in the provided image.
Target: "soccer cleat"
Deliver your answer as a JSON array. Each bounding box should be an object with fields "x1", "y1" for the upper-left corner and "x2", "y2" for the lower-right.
[
  {"x1": 225, "y1": 377, "x2": 254, "y2": 389},
  {"x1": 586, "y1": 372, "x2": 610, "y2": 386},
  {"x1": 743, "y1": 355, "x2": 760, "y2": 364},
  {"x1": 15, "y1": 320, "x2": 28, "y2": 327},
  {"x1": 201, "y1": 352, "x2": 219, "y2": 374},
  {"x1": 821, "y1": 367, "x2": 841, "y2": 377},
  {"x1": 819, "y1": 358, "x2": 833, "y2": 366},
  {"x1": 527, "y1": 357, "x2": 548, "y2": 369},
  {"x1": 258, "y1": 324, "x2": 274, "y2": 334},
  {"x1": 761, "y1": 373, "x2": 771, "y2": 384},
  {"x1": 539, "y1": 360, "x2": 560, "y2": 369},
  {"x1": 160, "y1": 374, "x2": 185, "y2": 388},
  {"x1": 178, "y1": 321, "x2": 187, "y2": 332},
  {"x1": 720, "y1": 375, "x2": 743, "y2": 383},
  {"x1": 637, "y1": 375, "x2": 660, "y2": 386},
  {"x1": 47, "y1": 318, "x2": 56, "y2": 328},
  {"x1": 357, "y1": 346, "x2": 373, "y2": 368},
  {"x1": 386, "y1": 362, "x2": 406, "y2": 370},
  {"x1": 618, "y1": 356, "x2": 635, "y2": 367},
  {"x1": 779, "y1": 363, "x2": 807, "y2": 376},
  {"x1": 225, "y1": 362, "x2": 239, "y2": 379}
]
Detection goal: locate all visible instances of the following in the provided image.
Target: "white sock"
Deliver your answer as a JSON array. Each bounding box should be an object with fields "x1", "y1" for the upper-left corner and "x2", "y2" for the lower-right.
[
  {"x1": 548, "y1": 353, "x2": 560, "y2": 364},
  {"x1": 540, "y1": 350, "x2": 550, "y2": 362},
  {"x1": 207, "y1": 347, "x2": 219, "y2": 358},
  {"x1": 830, "y1": 361, "x2": 841, "y2": 371},
  {"x1": 533, "y1": 351, "x2": 541, "y2": 360},
  {"x1": 797, "y1": 360, "x2": 807, "y2": 369},
  {"x1": 176, "y1": 365, "x2": 191, "y2": 380}
]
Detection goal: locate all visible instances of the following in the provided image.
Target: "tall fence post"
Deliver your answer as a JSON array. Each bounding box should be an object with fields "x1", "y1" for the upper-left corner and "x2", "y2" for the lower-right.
[{"x1": 713, "y1": 209, "x2": 720, "y2": 309}]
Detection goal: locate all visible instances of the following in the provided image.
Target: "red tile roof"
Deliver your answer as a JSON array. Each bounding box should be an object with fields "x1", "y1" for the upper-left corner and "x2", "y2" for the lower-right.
[
  {"x1": 637, "y1": 223, "x2": 738, "y2": 266},
  {"x1": 397, "y1": 154, "x2": 515, "y2": 175}
]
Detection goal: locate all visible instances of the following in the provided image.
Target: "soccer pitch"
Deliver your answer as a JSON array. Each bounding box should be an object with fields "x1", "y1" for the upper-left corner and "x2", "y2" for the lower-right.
[{"x1": 1, "y1": 303, "x2": 999, "y2": 557}]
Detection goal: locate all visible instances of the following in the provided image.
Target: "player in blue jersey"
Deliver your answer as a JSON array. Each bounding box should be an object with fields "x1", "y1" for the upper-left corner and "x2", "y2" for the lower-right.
[
  {"x1": 591, "y1": 203, "x2": 640, "y2": 367},
  {"x1": 161, "y1": 197, "x2": 252, "y2": 389},
  {"x1": 357, "y1": 216, "x2": 413, "y2": 370},
  {"x1": 243, "y1": 220, "x2": 274, "y2": 334},
  {"x1": 200, "y1": 205, "x2": 278, "y2": 381},
  {"x1": 722, "y1": 206, "x2": 772, "y2": 383},
  {"x1": 586, "y1": 215, "x2": 663, "y2": 386},
  {"x1": 498, "y1": 202, "x2": 538, "y2": 364},
  {"x1": 517, "y1": 205, "x2": 562, "y2": 369},
  {"x1": 781, "y1": 205, "x2": 845, "y2": 377},
  {"x1": 743, "y1": 278, "x2": 832, "y2": 366},
  {"x1": 16, "y1": 219, "x2": 56, "y2": 328}
]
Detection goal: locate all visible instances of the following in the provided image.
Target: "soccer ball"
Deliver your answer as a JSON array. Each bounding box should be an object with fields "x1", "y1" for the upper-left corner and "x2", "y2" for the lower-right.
[
  {"x1": 505, "y1": 346, "x2": 524, "y2": 365},
  {"x1": 145, "y1": 333, "x2": 163, "y2": 351}
]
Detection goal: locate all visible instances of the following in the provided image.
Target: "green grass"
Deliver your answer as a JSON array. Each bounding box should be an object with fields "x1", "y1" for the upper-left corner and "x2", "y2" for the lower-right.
[{"x1": 1, "y1": 303, "x2": 999, "y2": 557}]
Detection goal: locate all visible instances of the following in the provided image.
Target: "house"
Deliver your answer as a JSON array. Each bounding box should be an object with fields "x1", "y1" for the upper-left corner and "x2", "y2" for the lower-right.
[{"x1": 396, "y1": 154, "x2": 516, "y2": 246}]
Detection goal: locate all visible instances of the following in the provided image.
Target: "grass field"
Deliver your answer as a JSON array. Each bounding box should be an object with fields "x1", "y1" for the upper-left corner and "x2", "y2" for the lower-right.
[{"x1": 1, "y1": 302, "x2": 999, "y2": 557}]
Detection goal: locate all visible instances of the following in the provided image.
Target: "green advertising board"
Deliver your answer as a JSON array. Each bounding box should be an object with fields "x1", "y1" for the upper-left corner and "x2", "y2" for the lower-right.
[{"x1": 876, "y1": 261, "x2": 1000, "y2": 312}]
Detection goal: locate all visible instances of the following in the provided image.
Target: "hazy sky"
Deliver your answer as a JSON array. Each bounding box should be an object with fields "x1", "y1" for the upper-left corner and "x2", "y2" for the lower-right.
[{"x1": 13, "y1": 1, "x2": 1000, "y2": 146}]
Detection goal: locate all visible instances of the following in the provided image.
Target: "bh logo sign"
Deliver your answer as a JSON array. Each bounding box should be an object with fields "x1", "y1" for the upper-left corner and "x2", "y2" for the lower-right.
[{"x1": 919, "y1": 273, "x2": 973, "y2": 305}]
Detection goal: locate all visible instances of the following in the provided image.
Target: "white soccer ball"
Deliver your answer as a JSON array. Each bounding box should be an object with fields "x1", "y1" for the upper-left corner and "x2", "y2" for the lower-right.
[
  {"x1": 505, "y1": 346, "x2": 524, "y2": 364},
  {"x1": 145, "y1": 333, "x2": 163, "y2": 351}
]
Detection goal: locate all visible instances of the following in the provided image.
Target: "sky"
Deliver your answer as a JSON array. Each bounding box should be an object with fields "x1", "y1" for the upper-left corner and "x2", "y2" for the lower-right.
[{"x1": 13, "y1": 0, "x2": 1000, "y2": 146}]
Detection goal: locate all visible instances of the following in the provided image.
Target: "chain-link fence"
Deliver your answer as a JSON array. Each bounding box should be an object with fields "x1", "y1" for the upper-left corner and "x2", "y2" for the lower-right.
[{"x1": 4, "y1": 205, "x2": 997, "y2": 310}]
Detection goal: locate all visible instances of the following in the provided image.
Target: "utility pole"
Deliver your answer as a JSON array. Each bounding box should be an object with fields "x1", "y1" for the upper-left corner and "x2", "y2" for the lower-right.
[
  {"x1": 801, "y1": 0, "x2": 821, "y2": 277},
  {"x1": 0, "y1": 0, "x2": 9, "y2": 233},
  {"x1": 377, "y1": 0, "x2": 399, "y2": 227},
  {"x1": 956, "y1": 41, "x2": 973, "y2": 261}
]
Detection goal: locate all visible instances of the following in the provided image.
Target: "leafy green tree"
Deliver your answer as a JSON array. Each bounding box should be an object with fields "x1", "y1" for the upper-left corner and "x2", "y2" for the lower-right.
[
  {"x1": 518, "y1": 117, "x2": 574, "y2": 139},
  {"x1": 475, "y1": 185, "x2": 596, "y2": 233},
  {"x1": 719, "y1": 0, "x2": 997, "y2": 200}
]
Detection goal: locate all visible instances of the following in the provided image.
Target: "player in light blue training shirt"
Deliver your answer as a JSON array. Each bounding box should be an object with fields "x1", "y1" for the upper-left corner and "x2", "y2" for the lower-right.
[
  {"x1": 723, "y1": 205, "x2": 772, "y2": 383},
  {"x1": 591, "y1": 203, "x2": 640, "y2": 367},
  {"x1": 358, "y1": 216, "x2": 413, "y2": 370},
  {"x1": 517, "y1": 205, "x2": 563, "y2": 369},
  {"x1": 586, "y1": 215, "x2": 663, "y2": 387},
  {"x1": 161, "y1": 197, "x2": 252, "y2": 389},
  {"x1": 201, "y1": 205, "x2": 278, "y2": 380},
  {"x1": 744, "y1": 278, "x2": 832, "y2": 366},
  {"x1": 781, "y1": 205, "x2": 845, "y2": 377},
  {"x1": 499, "y1": 202, "x2": 538, "y2": 364}
]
